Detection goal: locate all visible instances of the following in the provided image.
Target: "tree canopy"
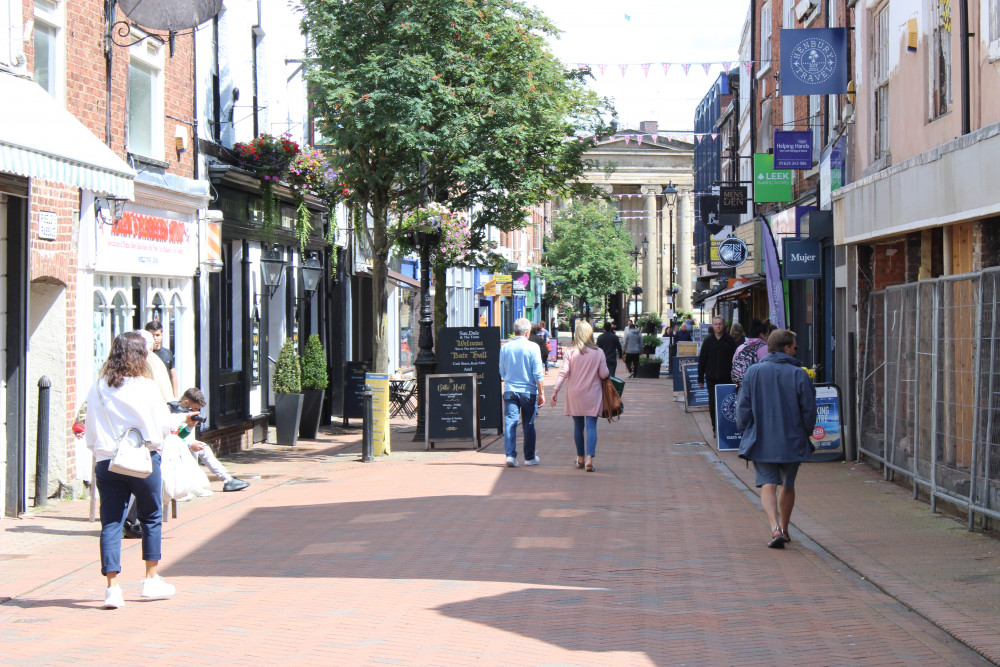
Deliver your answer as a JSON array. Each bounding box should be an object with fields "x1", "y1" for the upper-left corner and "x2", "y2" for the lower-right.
[
  {"x1": 301, "y1": 0, "x2": 614, "y2": 371},
  {"x1": 541, "y1": 200, "x2": 638, "y2": 315}
]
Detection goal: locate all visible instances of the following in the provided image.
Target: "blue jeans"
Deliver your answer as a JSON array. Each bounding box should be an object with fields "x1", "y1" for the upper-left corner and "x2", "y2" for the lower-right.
[
  {"x1": 503, "y1": 391, "x2": 538, "y2": 460},
  {"x1": 96, "y1": 452, "x2": 163, "y2": 575},
  {"x1": 572, "y1": 416, "x2": 599, "y2": 457}
]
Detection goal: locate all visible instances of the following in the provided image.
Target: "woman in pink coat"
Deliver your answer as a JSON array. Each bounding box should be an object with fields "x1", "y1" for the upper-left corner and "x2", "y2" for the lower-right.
[{"x1": 551, "y1": 321, "x2": 610, "y2": 472}]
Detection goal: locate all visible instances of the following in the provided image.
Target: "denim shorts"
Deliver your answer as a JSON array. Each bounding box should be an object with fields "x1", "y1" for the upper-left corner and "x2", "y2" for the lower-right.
[{"x1": 753, "y1": 461, "x2": 801, "y2": 489}]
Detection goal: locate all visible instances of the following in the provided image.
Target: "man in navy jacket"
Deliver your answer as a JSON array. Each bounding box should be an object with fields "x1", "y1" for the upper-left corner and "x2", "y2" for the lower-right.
[{"x1": 736, "y1": 329, "x2": 817, "y2": 549}]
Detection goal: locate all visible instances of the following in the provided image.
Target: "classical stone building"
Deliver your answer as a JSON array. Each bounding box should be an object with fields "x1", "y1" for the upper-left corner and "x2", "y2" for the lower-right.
[{"x1": 575, "y1": 122, "x2": 695, "y2": 317}]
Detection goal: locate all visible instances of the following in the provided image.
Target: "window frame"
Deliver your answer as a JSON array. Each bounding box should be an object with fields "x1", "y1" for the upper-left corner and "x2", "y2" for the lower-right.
[
  {"x1": 127, "y1": 37, "x2": 166, "y2": 160},
  {"x1": 872, "y1": 2, "x2": 891, "y2": 161},
  {"x1": 928, "y1": 0, "x2": 953, "y2": 120},
  {"x1": 32, "y1": 0, "x2": 66, "y2": 103},
  {"x1": 761, "y1": 2, "x2": 773, "y2": 65}
]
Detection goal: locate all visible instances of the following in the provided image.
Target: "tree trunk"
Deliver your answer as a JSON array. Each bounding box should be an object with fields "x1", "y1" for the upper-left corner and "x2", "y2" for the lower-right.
[
  {"x1": 371, "y1": 203, "x2": 391, "y2": 374},
  {"x1": 433, "y1": 263, "x2": 447, "y2": 349}
]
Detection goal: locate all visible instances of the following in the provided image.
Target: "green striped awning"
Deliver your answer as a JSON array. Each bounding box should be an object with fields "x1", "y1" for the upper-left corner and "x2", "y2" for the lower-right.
[{"x1": 0, "y1": 74, "x2": 135, "y2": 199}]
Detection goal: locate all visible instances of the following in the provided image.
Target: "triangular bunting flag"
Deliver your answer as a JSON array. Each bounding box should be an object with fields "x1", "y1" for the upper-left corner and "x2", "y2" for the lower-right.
[
  {"x1": 637, "y1": 135, "x2": 643, "y2": 146},
  {"x1": 743, "y1": 61, "x2": 752, "y2": 77},
  {"x1": 702, "y1": 63, "x2": 712, "y2": 75},
  {"x1": 619, "y1": 64, "x2": 628, "y2": 77},
  {"x1": 598, "y1": 64, "x2": 607, "y2": 76},
  {"x1": 712, "y1": 133, "x2": 719, "y2": 140},
  {"x1": 662, "y1": 63, "x2": 671, "y2": 76},
  {"x1": 682, "y1": 63, "x2": 691, "y2": 76},
  {"x1": 641, "y1": 63, "x2": 651, "y2": 77},
  {"x1": 722, "y1": 61, "x2": 731, "y2": 75},
  {"x1": 624, "y1": 135, "x2": 631, "y2": 145}
]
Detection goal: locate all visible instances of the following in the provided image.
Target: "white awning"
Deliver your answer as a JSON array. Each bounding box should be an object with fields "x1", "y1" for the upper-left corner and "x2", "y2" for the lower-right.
[
  {"x1": 0, "y1": 73, "x2": 135, "y2": 199},
  {"x1": 703, "y1": 278, "x2": 764, "y2": 311}
]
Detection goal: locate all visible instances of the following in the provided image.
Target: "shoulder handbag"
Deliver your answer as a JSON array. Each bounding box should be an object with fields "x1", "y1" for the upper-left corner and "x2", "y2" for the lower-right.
[
  {"x1": 96, "y1": 384, "x2": 153, "y2": 479},
  {"x1": 601, "y1": 375, "x2": 624, "y2": 422}
]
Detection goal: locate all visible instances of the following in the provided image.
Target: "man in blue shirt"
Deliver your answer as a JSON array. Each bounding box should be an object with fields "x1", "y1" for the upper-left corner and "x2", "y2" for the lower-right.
[{"x1": 498, "y1": 318, "x2": 545, "y2": 467}]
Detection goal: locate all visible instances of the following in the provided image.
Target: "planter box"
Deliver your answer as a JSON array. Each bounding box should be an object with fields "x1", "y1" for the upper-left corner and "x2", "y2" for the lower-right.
[
  {"x1": 299, "y1": 389, "x2": 325, "y2": 439},
  {"x1": 635, "y1": 363, "x2": 662, "y2": 379},
  {"x1": 275, "y1": 393, "x2": 304, "y2": 446}
]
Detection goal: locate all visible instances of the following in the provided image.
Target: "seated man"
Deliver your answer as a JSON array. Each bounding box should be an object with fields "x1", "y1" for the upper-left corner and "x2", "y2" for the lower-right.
[{"x1": 177, "y1": 388, "x2": 250, "y2": 493}]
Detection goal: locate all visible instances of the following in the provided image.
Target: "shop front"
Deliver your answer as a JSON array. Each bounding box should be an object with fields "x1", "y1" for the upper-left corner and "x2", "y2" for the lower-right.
[{"x1": 205, "y1": 167, "x2": 332, "y2": 453}]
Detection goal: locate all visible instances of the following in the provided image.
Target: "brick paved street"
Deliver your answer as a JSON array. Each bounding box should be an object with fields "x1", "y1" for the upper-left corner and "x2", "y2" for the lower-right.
[{"x1": 2, "y1": 366, "x2": 998, "y2": 666}]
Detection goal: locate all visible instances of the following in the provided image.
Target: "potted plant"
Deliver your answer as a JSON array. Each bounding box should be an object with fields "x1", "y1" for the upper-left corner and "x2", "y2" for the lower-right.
[
  {"x1": 635, "y1": 356, "x2": 663, "y2": 379},
  {"x1": 299, "y1": 334, "x2": 329, "y2": 439},
  {"x1": 273, "y1": 338, "x2": 303, "y2": 446}
]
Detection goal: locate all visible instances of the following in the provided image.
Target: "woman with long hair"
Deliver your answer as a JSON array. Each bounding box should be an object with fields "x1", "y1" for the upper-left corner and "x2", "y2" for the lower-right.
[
  {"x1": 85, "y1": 331, "x2": 175, "y2": 609},
  {"x1": 551, "y1": 321, "x2": 610, "y2": 472}
]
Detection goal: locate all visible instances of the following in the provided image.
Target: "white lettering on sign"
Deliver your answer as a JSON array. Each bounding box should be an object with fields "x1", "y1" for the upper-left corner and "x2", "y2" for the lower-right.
[{"x1": 790, "y1": 253, "x2": 817, "y2": 262}]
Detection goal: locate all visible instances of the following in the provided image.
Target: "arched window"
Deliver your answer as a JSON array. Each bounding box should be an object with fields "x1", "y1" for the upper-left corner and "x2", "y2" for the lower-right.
[{"x1": 93, "y1": 291, "x2": 109, "y2": 379}]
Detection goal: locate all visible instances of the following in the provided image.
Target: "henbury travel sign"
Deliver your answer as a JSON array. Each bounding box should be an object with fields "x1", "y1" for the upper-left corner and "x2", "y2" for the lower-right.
[
  {"x1": 780, "y1": 28, "x2": 849, "y2": 96},
  {"x1": 754, "y1": 153, "x2": 793, "y2": 203},
  {"x1": 773, "y1": 130, "x2": 813, "y2": 169},
  {"x1": 782, "y1": 238, "x2": 822, "y2": 279}
]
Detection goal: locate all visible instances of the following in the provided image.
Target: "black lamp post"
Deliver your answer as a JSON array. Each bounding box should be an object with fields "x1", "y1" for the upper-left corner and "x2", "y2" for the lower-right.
[
  {"x1": 625, "y1": 236, "x2": 648, "y2": 319},
  {"x1": 412, "y1": 229, "x2": 438, "y2": 441},
  {"x1": 260, "y1": 244, "x2": 287, "y2": 299},
  {"x1": 664, "y1": 181, "x2": 678, "y2": 310}
]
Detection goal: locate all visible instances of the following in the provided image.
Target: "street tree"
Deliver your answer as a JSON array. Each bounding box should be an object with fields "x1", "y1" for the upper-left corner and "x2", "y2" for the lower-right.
[
  {"x1": 301, "y1": 0, "x2": 614, "y2": 371},
  {"x1": 541, "y1": 200, "x2": 637, "y2": 319}
]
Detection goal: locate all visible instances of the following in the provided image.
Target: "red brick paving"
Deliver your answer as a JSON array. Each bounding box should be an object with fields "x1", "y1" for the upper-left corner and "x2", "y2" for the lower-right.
[{"x1": 1, "y1": 366, "x2": 997, "y2": 665}]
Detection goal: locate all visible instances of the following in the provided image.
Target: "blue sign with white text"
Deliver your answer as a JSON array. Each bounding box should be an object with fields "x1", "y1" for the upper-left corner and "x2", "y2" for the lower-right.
[
  {"x1": 714, "y1": 384, "x2": 742, "y2": 451},
  {"x1": 782, "y1": 238, "x2": 823, "y2": 279},
  {"x1": 774, "y1": 130, "x2": 814, "y2": 169},
  {"x1": 780, "y1": 28, "x2": 849, "y2": 96}
]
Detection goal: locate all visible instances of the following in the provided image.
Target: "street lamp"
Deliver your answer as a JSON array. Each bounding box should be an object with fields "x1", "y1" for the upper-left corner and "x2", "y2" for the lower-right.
[
  {"x1": 260, "y1": 244, "x2": 287, "y2": 299},
  {"x1": 412, "y1": 228, "x2": 439, "y2": 441},
  {"x1": 626, "y1": 236, "x2": 648, "y2": 319},
  {"x1": 299, "y1": 251, "x2": 324, "y2": 297},
  {"x1": 664, "y1": 181, "x2": 678, "y2": 312}
]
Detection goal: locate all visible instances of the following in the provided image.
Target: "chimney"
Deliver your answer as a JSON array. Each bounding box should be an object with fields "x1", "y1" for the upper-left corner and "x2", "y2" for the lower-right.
[{"x1": 639, "y1": 121, "x2": 658, "y2": 136}]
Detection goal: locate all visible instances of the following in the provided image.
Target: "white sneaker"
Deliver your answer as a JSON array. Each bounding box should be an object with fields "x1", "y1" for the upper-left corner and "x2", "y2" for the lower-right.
[
  {"x1": 140, "y1": 575, "x2": 176, "y2": 600},
  {"x1": 103, "y1": 585, "x2": 125, "y2": 609},
  {"x1": 505, "y1": 456, "x2": 518, "y2": 467},
  {"x1": 191, "y1": 487, "x2": 213, "y2": 497},
  {"x1": 523, "y1": 456, "x2": 541, "y2": 466},
  {"x1": 175, "y1": 493, "x2": 195, "y2": 502}
]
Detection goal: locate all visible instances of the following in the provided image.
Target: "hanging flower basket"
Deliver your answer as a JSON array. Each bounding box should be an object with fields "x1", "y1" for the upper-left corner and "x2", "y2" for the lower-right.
[{"x1": 234, "y1": 133, "x2": 300, "y2": 239}]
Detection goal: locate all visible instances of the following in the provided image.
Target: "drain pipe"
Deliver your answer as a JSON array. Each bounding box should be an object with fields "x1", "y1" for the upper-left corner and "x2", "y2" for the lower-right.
[{"x1": 959, "y1": 0, "x2": 971, "y2": 135}]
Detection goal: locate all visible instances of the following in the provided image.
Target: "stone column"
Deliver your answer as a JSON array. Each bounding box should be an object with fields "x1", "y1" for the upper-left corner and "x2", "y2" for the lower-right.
[
  {"x1": 639, "y1": 184, "x2": 661, "y2": 315},
  {"x1": 677, "y1": 192, "x2": 693, "y2": 313}
]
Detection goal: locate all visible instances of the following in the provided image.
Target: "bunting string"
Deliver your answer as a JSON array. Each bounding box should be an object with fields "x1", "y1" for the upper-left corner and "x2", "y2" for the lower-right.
[{"x1": 568, "y1": 60, "x2": 772, "y2": 78}]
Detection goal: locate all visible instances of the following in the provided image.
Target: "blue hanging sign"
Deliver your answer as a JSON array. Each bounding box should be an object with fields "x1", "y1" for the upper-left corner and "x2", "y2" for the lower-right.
[
  {"x1": 782, "y1": 238, "x2": 823, "y2": 279},
  {"x1": 780, "y1": 28, "x2": 849, "y2": 96},
  {"x1": 773, "y1": 130, "x2": 814, "y2": 169}
]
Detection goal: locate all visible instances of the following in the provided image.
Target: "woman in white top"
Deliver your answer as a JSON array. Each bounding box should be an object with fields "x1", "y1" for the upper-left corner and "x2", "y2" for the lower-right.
[{"x1": 86, "y1": 331, "x2": 174, "y2": 609}]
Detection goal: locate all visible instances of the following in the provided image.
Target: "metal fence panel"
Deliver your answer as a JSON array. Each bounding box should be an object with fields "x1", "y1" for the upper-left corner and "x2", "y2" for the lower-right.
[{"x1": 861, "y1": 267, "x2": 1000, "y2": 523}]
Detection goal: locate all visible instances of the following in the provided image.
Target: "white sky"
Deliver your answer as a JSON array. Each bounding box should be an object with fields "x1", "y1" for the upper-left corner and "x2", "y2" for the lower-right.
[{"x1": 529, "y1": 0, "x2": 751, "y2": 132}]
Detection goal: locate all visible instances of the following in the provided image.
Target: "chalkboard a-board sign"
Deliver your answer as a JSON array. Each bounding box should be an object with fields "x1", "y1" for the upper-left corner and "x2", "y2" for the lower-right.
[
  {"x1": 425, "y1": 373, "x2": 480, "y2": 449},
  {"x1": 342, "y1": 361, "x2": 372, "y2": 424},
  {"x1": 672, "y1": 356, "x2": 698, "y2": 392},
  {"x1": 436, "y1": 327, "x2": 501, "y2": 433},
  {"x1": 682, "y1": 363, "x2": 709, "y2": 412}
]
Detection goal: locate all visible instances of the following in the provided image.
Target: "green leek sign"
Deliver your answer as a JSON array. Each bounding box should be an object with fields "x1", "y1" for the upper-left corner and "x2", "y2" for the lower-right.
[{"x1": 754, "y1": 153, "x2": 793, "y2": 203}]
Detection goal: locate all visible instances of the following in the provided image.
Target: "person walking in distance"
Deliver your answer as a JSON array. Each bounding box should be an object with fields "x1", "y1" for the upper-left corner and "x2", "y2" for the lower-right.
[
  {"x1": 736, "y1": 329, "x2": 817, "y2": 548},
  {"x1": 85, "y1": 332, "x2": 177, "y2": 608},
  {"x1": 528, "y1": 324, "x2": 550, "y2": 375},
  {"x1": 698, "y1": 316, "x2": 737, "y2": 433},
  {"x1": 498, "y1": 318, "x2": 546, "y2": 467},
  {"x1": 596, "y1": 321, "x2": 623, "y2": 379},
  {"x1": 145, "y1": 321, "x2": 178, "y2": 398},
  {"x1": 622, "y1": 323, "x2": 642, "y2": 378},
  {"x1": 551, "y1": 321, "x2": 610, "y2": 472}
]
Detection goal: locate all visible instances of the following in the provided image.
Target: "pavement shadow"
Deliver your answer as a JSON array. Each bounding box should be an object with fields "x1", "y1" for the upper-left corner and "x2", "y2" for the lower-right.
[
  {"x1": 1, "y1": 598, "x2": 96, "y2": 610},
  {"x1": 6, "y1": 525, "x2": 101, "y2": 537}
]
